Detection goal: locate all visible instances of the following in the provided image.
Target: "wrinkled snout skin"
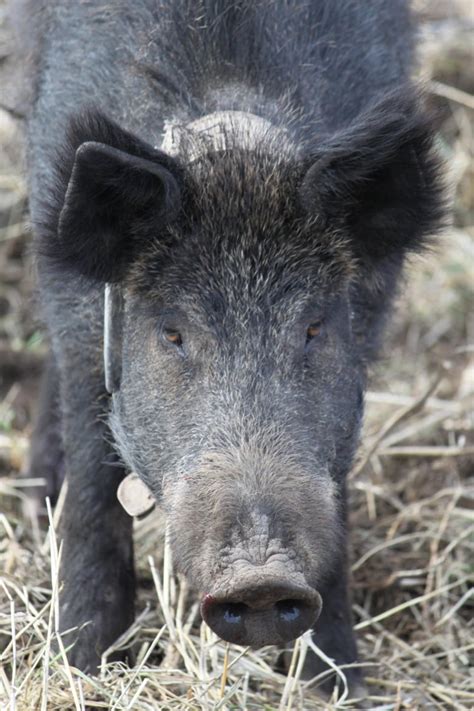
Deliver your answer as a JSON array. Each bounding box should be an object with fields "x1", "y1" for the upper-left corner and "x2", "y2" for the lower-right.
[
  {"x1": 166, "y1": 446, "x2": 334, "y2": 646},
  {"x1": 166, "y1": 439, "x2": 339, "y2": 586}
]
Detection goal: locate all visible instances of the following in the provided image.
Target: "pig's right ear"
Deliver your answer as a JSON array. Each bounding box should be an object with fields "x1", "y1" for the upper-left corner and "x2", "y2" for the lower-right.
[{"x1": 39, "y1": 116, "x2": 181, "y2": 282}]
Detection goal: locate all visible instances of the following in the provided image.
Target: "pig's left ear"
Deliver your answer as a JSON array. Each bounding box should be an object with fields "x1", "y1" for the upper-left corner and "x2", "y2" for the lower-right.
[
  {"x1": 300, "y1": 89, "x2": 447, "y2": 265},
  {"x1": 38, "y1": 109, "x2": 181, "y2": 282}
]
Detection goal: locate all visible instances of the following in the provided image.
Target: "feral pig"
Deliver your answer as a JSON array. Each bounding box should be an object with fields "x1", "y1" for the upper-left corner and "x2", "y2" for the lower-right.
[{"x1": 22, "y1": 0, "x2": 445, "y2": 696}]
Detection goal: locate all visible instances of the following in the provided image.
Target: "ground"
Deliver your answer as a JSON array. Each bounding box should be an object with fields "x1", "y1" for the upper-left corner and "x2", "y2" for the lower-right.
[{"x1": 0, "y1": 2, "x2": 473, "y2": 709}]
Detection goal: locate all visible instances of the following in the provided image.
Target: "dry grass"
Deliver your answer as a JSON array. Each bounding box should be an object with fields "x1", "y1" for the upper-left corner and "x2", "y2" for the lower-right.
[{"x1": 0, "y1": 2, "x2": 473, "y2": 709}]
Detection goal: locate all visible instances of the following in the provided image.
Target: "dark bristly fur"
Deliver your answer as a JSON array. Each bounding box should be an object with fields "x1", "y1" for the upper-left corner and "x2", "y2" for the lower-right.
[
  {"x1": 20, "y1": 0, "x2": 447, "y2": 697},
  {"x1": 301, "y1": 89, "x2": 446, "y2": 262},
  {"x1": 37, "y1": 110, "x2": 183, "y2": 282}
]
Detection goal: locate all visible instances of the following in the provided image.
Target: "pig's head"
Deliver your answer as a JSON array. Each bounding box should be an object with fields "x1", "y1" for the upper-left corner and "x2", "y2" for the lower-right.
[{"x1": 40, "y1": 89, "x2": 444, "y2": 647}]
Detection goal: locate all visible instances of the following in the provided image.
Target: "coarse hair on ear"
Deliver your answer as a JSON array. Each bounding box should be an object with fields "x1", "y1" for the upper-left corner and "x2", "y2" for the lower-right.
[
  {"x1": 35, "y1": 108, "x2": 183, "y2": 283},
  {"x1": 300, "y1": 87, "x2": 449, "y2": 267}
]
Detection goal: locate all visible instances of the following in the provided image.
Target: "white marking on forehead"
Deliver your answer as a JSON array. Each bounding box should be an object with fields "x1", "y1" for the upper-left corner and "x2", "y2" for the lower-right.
[{"x1": 161, "y1": 110, "x2": 283, "y2": 159}]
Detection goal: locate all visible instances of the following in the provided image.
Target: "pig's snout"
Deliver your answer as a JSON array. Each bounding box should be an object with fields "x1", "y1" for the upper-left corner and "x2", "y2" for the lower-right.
[{"x1": 201, "y1": 579, "x2": 322, "y2": 647}]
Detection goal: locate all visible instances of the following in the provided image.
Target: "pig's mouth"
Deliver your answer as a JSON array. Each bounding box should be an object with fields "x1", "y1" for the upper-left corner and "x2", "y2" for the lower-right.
[{"x1": 200, "y1": 577, "x2": 322, "y2": 648}]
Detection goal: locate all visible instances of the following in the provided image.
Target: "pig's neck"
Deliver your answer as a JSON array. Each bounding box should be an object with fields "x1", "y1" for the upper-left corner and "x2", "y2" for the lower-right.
[{"x1": 160, "y1": 111, "x2": 285, "y2": 159}]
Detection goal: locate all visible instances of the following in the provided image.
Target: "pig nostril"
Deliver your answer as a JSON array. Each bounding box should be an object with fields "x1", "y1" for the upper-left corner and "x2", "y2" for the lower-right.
[
  {"x1": 201, "y1": 586, "x2": 322, "y2": 647},
  {"x1": 276, "y1": 599, "x2": 302, "y2": 623},
  {"x1": 201, "y1": 598, "x2": 249, "y2": 646},
  {"x1": 223, "y1": 602, "x2": 247, "y2": 625}
]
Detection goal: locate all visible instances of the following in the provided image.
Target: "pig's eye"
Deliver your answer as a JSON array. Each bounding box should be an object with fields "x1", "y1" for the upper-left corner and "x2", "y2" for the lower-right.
[
  {"x1": 305, "y1": 321, "x2": 323, "y2": 345},
  {"x1": 163, "y1": 329, "x2": 183, "y2": 348}
]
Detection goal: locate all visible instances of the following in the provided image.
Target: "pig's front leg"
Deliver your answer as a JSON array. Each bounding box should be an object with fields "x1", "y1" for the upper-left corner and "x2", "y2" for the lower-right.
[
  {"x1": 57, "y1": 378, "x2": 135, "y2": 673},
  {"x1": 27, "y1": 353, "x2": 64, "y2": 508},
  {"x1": 303, "y1": 557, "x2": 365, "y2": 699}
]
